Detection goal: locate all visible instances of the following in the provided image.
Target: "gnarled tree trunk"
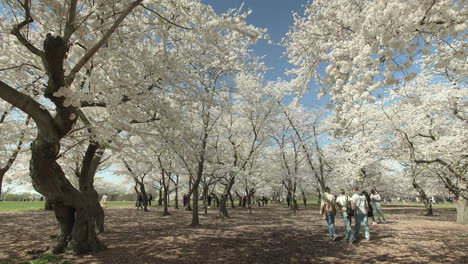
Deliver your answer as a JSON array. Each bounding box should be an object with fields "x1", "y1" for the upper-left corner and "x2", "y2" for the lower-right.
[
  {"x1": 30, "y1": 139, "x2": 105, "y2": 254},
  {"x1": 412, "y1": 178, "x2": 433, "y2": 216},
  {"x1": 219, "y1": 176, "x2": 235, "y2": 218}
]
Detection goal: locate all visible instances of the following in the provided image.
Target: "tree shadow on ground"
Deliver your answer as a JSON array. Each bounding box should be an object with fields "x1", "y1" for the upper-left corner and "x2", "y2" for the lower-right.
[{"x1": 1, "y1": 204, "x2": 466, "y2": 264}]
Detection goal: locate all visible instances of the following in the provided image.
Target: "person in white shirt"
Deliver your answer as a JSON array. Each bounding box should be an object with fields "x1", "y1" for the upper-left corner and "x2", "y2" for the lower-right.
[
  {"x1": 100, "y1": 194, "x2": 108, "y2": 207},
  {"x1": 351, "y1": 187, "x2": 370, "y2": 241},
  {"x1": 336, "y1": 189, "x2": 356, "y2": 244},
  {"x1": 370, "y1": 189, "x2": 387, "y2": 223},
  {"x1": 320, "y1": 187, "x2": 337, "y2": 241}
]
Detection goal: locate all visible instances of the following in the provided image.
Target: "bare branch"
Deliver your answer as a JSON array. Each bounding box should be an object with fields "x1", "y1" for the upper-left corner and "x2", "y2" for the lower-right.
[
  {"x1": 140, "y1": 4, "x2": 195, "y2": 30},
  {"x1": 63, "y1": 0, "x2": 78, "y2": 43},
  {"x1": 10, "y1": 0, "x2": 44, "y2": 57},
  {"x1": 66, "y1": 0, "x2": 144, "y2": 85}
]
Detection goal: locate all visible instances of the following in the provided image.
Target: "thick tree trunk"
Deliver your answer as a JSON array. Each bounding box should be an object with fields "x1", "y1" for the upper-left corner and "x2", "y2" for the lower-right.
[
  {"x1": 235, "y1": 191, "x2": 242, "y2": 207},
  {"x1": 174, "y1": 175, "x2": 179, "y2": 209},
  {"x1": 30, "y1": 139, "x2": 105, "y2": 254},
  {"x1": 161, "y1": 170, "x2": 170, "y2": 216},
  {"x1": 302, "y1": 189, "x2": 307, "y2": 207},
  {"x1": 191, "y1": 185, "x2": 200, "y2": 226},
  {"x1": 219, "y1": 176, "x2": 235, "y2": 218},
  {"x1": 185, "y1": 193, "x2": 192, "y2": 211},
  {"x1": 185, "y1": 177, "x2": 193, "y2": 211},
  {"x1": 139, "y1": 183, "x2": 149, "y2": 212},
  {"x1": 229, "y1": 192, "x2": 235, "y2": 209},
  {"x1": 158, "y1": 188, "x2": 163, "y2": 206},
  {"x1": 456, "y1": 197, "x2": 468, "y2": 225},
  {"x1": 162, "y1": 188, "x2": 170, "y2": 216},
  {"x1": 80, "y1": 142, "x2": 106, "y2": 233},
  {"x1": 45, "y1": 197, "x2": 54, "y2": 210},
  {"x1": 0, "y1": 171, "x2": 4, "y2": 199},
  {"x1": 219, "y1": 194, "x2": 229, "y2": 217},
  {"x1": 412, "y1": 178, "x2": 433, "y2": 216},
  {"x1": 203, "y1": 185, "x2": 209, "y2": 214}
]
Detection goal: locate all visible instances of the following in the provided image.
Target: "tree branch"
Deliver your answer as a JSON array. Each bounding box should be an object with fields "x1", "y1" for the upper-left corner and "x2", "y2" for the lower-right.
[
  {"x1": 10, "y1": 0, "x2": 44, "y2": 57},
  {"x1": 140, "y1": 4, "x2": 195, "y2": 30},
  {"x1": 65, "y1": 0, "x2": 144, "y2": 85},
  {"x1": 63, "y1": 0, "x2": 78, "y2": 43},
  {"x1": 0, "y1": 80, "x2": 57, "y2": 138}
]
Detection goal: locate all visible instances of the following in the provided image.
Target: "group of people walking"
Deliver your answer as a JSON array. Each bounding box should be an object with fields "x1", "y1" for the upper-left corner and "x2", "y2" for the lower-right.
[
  {"x1": 136, "y1": 193, "x2": 153, "y2": 209},
  {"x1": 320, "y1": 187, "x2": 387, "y2": 244}
]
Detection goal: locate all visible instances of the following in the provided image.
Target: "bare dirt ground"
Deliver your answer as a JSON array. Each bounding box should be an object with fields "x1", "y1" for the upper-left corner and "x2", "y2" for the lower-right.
[{"x1": 0, "y1": 204, "x2": 467, "y2": 264}]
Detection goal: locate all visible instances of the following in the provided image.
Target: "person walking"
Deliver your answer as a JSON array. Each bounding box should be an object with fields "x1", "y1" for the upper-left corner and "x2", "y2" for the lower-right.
[
  {"x1": 351, "y1": 187, "x2": 370, "y2": 241},
  {"x1": 100, "y1": 193, "x2": 108, "y2": 207},
  {"x1": 362, "y1": 190, "x2": 376, "y2": 225},
  {"x1": 136, "y1": 192, "x2": 144, "y2": 210},
  {"x1": 320, "y1": 187, "x2": 337, "y2": 241},
  {"x1": 336, "y1": 189, "x2": 356, "y2": 244},
  {"x1": 148, "y1": 193, "x2": 153, "y2": 206},
  {"x1": 371, "y1": 189, "x2": 387, "y2": 223}
]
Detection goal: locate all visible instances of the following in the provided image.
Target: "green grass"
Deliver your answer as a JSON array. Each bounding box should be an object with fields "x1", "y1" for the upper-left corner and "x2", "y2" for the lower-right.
[
  {"x1": 0, "y1": 254, "x2": 69, "y2": 264},
  {"x1": 0, "y1": 201, "x2": 136, "y2": 212},
  {"x1": 385, "y1": 202, "x2": 456, "y2": 209},
  {"x1": 0, "y1": 201, "x2": 45, "y2": 212}
]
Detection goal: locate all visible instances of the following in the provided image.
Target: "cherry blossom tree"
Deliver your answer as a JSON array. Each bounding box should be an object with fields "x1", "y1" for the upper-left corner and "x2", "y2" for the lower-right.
[
  {"x1": 285, "y1": 0, "x2": 466, "y2": 118},
  {"x1": 0, "y1": 0, "x2": 265, "y2": 252}
]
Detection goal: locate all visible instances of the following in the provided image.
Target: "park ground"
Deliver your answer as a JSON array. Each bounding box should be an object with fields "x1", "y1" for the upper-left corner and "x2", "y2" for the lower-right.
[{"x1": 0, "y1": 203, "x2": 467, "y2": 264}]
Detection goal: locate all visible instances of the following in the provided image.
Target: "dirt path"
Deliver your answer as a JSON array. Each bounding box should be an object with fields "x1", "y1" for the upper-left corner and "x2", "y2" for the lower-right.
[{"x1": 0, "y1": 205, "x2": 467, "y2": 264}]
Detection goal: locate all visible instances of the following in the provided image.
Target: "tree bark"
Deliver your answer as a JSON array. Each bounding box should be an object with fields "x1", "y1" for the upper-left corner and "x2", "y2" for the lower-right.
[
  {"x1": 301, "y1": 189, "x2": 307, "y2": 207},
  {"x1": 219, "y1": 176, "x2": 235, "y2": 218},
  {"x1": 456, "y1": 197, "x2": 468, "y2": 225},
  {"x1": 203, "y1": 185, "x2": 209, "y2": 214},
  {"x1": 191, "y1": 184, "x2": 200, "y2": 226},
  {"x1": 79, "y1": 142, "x2": 106, "y2": 233},
  {"x1": 158, "y1": 187, "x2": 163, "y2": 206},
  {"x1": 161, "y1": 169, "x2": 170, "y2": 216},
  {"x1": 0, "y1": 171, "x2": 4, "y2": 200},
  {"x1": 139, "y1": 182, "x2": 149, "y2": 212},
  {"x1": 229, "y1": 192, "x2": 235, "y2": 209},
  {"x1": 174, "y1": 175, "x2": 179, "y2": 209},
  {"x1": 30, "y1": 139, "x2": 105, "y2": 254},
  {"x1": 235, "y1": 191, "x2": 242, "y2": 207},
  {"x1": 412, "y1": 178, "x2": 433, "y2": 216}
]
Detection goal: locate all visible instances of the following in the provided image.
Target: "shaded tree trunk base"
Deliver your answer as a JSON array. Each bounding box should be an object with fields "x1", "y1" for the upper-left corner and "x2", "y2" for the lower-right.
[{"x1": 456, "y1": 198, "x2": 468, "y2": 225}]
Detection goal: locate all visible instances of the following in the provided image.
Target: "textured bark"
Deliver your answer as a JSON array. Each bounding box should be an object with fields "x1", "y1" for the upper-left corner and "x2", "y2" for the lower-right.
[
  {"x1": 191, "y1": 184, "x2": 200, "y2": 226},
  {"x1": 229, "y1": 192, "x2": 235, "y2": 209},
  {"x1": 203, "y1": 185, "x2": 209, "y2": 214},
  {"x1": 30, "y1": 139, "x2": 105, "y2": 254},
  {"x1": 158, "y1": 188, "x2": 163, "y2": 206},
  {"x1": 219, "y1": 176, "x2": 235, "y2": 218},
  {"x1": 160, "y1": 168, "x2": 170, "y2": 216},
  {"x1": 412, "y1": 179, "x2": 433, "y2": 216},
  {"x1": 174, "y1": 175, "x2": 179, "y2": 209},
  {"x1": 79, "y1": 142, "x2": 106, "y2": 232},
  {"x1": 0, "y1": 171, "x2": 4, "y2": 199},
  {"x1": 235, "y1": 191, "x2": 242, "y2": 207},
  {"x1": 139, "y1": 183, "x2": 149, "y2": 212},
  {"x1": 301, "y1": 189, "x2": 307, "y2": 207},
  {"x1": 456, "y1": 197, "x2": 468, "y2": 225}
]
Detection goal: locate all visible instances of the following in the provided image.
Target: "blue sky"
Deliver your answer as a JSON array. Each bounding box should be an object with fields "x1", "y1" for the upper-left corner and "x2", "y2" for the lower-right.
[
  {"x1": 203, "y1": 0, "x2": 308, "y2": 81},
  {"x1": 203, "y1": 0, "x2": 327, "y2": 107}
]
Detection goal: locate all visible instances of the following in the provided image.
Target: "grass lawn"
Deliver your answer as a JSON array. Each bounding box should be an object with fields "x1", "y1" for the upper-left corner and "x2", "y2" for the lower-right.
[
  {"x1": 1, "y1": 200, "x2": 456, "y2": 212},
  {"x1": 385, "y1": 202, "x2": 456, "y2": 209},
  {"x1": 0, "y1": 201, "x2": 136, "y2": 212}
]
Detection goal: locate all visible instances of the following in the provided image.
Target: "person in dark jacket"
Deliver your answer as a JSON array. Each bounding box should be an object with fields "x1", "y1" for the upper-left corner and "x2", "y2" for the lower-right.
[
  {"x1": 362, "y1": 190, "x2": 376, "y2": 225},
  {"x1": 148, "y1": 193, "x2": 153, "y2": 206}
]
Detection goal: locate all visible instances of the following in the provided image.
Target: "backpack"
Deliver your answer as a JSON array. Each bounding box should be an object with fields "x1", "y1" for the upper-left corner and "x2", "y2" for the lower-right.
[
  {"x1": 345, "y1": 196, "x2": 354, "y2": 217},
  {"x1": 325, "y1": 201, "x2": 335, "y2": 213}
]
